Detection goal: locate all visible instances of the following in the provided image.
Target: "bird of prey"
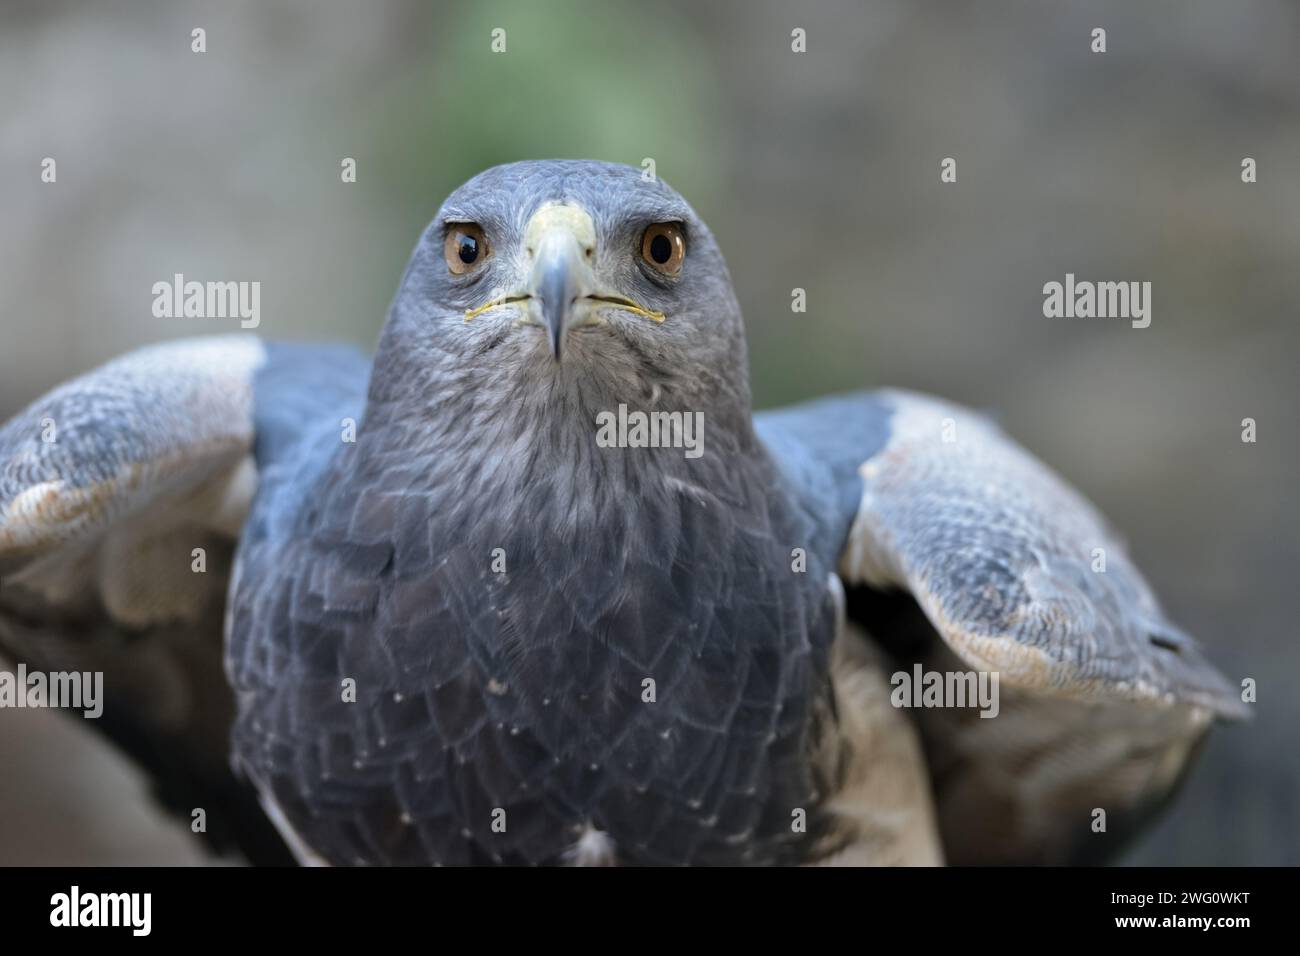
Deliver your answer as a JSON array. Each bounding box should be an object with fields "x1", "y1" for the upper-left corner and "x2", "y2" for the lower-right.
[{"x1": 0, "y1": 160, "x2": 1244, "y2": 866}]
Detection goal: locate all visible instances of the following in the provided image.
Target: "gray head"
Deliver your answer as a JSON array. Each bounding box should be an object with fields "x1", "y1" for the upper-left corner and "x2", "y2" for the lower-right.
[{"x1": 371, "y1": 160, "x2": 753, "y2": 435}]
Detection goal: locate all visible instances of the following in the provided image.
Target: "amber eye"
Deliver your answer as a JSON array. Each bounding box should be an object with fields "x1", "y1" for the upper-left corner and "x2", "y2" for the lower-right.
[
  {"x1": 640, "y1": 222, "x2": 685, "y2": 276},
  {"x1": 444, "y1": 223, "x2": 489, "y2": 274}
]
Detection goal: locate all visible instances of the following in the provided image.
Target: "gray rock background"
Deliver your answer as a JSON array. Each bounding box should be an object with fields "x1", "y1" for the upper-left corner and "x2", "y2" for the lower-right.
[{"x1": 0, "y1": 0, "x2": 1295, "y2": 864}]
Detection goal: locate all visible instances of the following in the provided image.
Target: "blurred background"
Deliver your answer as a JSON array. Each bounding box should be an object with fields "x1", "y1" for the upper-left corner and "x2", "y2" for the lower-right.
[{"x1": 0, "y1": 0, "x2": 1296, "y2": 864}]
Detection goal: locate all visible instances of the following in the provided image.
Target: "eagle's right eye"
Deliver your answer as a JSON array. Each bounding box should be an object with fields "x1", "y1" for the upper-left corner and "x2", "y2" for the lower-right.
[{"x1": 444, "y1": 223, "x2": 489, "y2": 275}]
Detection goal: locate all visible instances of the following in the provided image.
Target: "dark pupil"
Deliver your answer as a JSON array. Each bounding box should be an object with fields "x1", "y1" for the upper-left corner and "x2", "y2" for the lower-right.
[
  {"x1": 649, "y1": 233, "x2": 673, "y2": 264},
  {"x1": 457, "y1": 234, "x2": 479, "y2": 264}
]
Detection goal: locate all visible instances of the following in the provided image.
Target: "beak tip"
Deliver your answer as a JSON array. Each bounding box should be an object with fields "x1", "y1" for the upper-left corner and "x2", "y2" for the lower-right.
[{"x1": 547, "y1": 316, "x2": 564, "y2": 361}]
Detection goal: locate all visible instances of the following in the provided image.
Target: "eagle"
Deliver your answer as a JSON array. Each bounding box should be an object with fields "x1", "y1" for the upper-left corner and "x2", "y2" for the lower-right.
[{"x1": 0, "y1": 160, "x2": 1244, "y2": 865}]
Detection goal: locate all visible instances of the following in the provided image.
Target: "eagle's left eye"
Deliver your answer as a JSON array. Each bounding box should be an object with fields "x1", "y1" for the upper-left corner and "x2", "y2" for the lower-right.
[
  {"x1": 444, "y1": 223, "x2": 489, "y2": 275},
  {"x1": 640, "y1": 222, "x2": 685, "y2": 276}
]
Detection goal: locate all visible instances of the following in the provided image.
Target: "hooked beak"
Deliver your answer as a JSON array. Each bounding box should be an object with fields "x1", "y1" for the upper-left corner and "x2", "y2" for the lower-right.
[{"x1": 526, "y1": 204, "x2": 597, "y2": 361}]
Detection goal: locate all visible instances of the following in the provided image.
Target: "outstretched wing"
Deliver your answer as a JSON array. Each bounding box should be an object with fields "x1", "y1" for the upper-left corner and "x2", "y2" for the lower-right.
[
  {"x1": 0, "y1": 335, "x2": 369, "y2": 863},
  {"x1": 757, "y1": 389, "x2": 1246, "y2": 864}
]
